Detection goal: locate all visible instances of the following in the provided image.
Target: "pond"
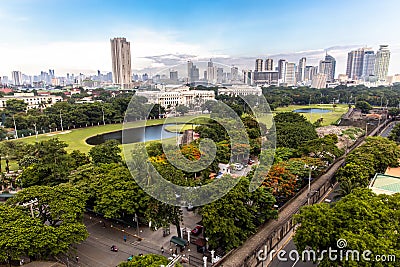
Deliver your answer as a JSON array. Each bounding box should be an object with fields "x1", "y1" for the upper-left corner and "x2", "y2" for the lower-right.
[
  {"x1": 86, "y1": 124, "x2": 182, "y2": 145},
  {"x1": 293, "y1": 108, "x2": 332, "y2": 113}
]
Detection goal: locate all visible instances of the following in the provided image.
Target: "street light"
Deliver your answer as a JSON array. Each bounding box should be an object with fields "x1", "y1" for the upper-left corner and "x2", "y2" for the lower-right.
[
  {"x1": 365, "y1": 122, "x2": 373, "y2": 137},
  {"x1": 304, "y1": 164, "x2": 317, "y2": 205}
]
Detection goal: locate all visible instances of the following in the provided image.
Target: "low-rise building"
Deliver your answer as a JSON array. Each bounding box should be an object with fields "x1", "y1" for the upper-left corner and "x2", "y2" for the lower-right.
[
  {"x1": 218, "y1": 85, "x2": 262, "y2": 97},
  {"x1": 136, "y1": 86, "x2": 215, "y2": 108},
  {"x1": 0, "y1": 93, "x2": 63, "y2": 110}
]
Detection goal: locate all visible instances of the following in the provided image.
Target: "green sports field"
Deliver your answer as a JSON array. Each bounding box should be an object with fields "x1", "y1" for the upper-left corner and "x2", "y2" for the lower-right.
[{"x1": 274, "y1": 104, "x2": 349, "y2": 126}]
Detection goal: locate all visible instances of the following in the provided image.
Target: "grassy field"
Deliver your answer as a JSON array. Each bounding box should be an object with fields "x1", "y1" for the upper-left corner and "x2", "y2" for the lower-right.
[
  {"x1": 16, "y1": 114, "x2": 210, "y2": 154},
  {"x1": 274, "y1": 104, "x2": 349, "y2": 126}
]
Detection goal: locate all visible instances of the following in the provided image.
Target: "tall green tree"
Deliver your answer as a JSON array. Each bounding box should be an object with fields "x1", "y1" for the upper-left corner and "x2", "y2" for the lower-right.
[
  {"x1": 89, "y1": 139, "x2": 122, "y2": 164},
  {"x1": 294, "y1": 189, "x2": 400, "y2": 267}
]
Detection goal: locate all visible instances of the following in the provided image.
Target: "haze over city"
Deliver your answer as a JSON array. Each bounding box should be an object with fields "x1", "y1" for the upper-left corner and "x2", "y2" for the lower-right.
[{"x1": 1, "y1": 0, "x2": 400, "y2": 76}]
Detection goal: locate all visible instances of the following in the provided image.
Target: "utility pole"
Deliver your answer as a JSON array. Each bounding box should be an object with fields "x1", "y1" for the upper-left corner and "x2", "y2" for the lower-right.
[
  {"x1": 12, "y1": 115, "x2": 18, "y2": 139},
  {"x1": 60, "y1": 110, "x2": 64, "y2": 132},
  {"x1": 33, "y1": 123, "x2": 38, "y2": 140},
  {"x1": 101, "y1": 106, "x2": 105, "y2": 125}
]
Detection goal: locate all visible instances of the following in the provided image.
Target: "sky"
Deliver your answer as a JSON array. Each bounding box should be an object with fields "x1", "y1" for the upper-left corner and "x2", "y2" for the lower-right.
[{"x1": 0, "y1": 0, "x2": 400, "y2": 77}]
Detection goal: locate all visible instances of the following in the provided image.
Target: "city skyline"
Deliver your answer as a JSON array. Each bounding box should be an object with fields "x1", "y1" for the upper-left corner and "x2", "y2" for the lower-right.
[{"x1": 0, "y1": 0, "x2": 399, "y2": 76}]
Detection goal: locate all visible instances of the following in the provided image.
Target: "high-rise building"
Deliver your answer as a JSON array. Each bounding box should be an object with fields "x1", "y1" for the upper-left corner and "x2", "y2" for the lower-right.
[
  {"x1": 255, "y1": 59, "x2": 264, "y2": 72},
  {"x1": 285, "y1": 62, "x2": 296, "y2": 86},
  {"x1": 110, "y1": 37, "x2": 132, "y2": 88},
  {"x1": 362, "y1": 50, "x2": 376, "y2": 79},
  {"x1": 265, "y1": 58, "x2": 273, "y2": 71},
  {"x1": 12, "y1": 71, "x2": 22, "y2": 86},
  {"x1": 187, "y1": 60, "x2": 194, "y2": 82},
  {"x1": 375, "y1": 45, "x2": 390, "y2": 81},
  {"x1": 346, "y1": 48, "x2": 365, "y2": 80},
  {"x1": 216, "y1": 67, "x2": 224, "y2": 83},
  {"x1": 311, "y1": 73, "x2": 327, "y2": 89},
  {"x1": 192, "y1": 66, "x2": 199, "y2": 82},
  {"x1": 207, "y1": 59, "x2": 215, "y2": 83},
  {"x1": 304, "y1": 66, "x2": 318, "y2": 82},
  {"x1": 170, "y1": 70, "x2": 178, "y2": 81},
  {"x1": 231, "y1": 66, "x2": 238, "y2": 81},
  {"x1": 297, "y1": 57, "x2": 306, "y2": 82},
  {"x1": 278, "y1": 59, "x2": 287, "y2": 81},
  {"x1": 319, "y1": 54, "x2": 336, "y2": 82}
]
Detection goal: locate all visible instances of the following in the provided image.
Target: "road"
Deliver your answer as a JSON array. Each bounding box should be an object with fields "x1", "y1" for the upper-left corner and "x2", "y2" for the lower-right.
[
  {"x1": 379, "y1": 121, "x2": 399, "y2": 137},
  {"x1": 268, "y1": 184, "x2": 339, "y2": 267}
]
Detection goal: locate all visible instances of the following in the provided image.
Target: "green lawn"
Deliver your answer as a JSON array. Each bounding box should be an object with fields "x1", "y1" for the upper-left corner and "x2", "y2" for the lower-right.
[
  {"x1": 274, "y1": 104, "x2": 349, "y2": 126},
  {"x1": 16, "y1": 115, "x2": 209, "y2": 154}
]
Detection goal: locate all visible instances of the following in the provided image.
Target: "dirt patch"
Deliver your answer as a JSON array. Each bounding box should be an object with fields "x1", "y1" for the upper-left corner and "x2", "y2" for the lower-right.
[{"x1": 316, "y1": 125, "x2": 364, "y2": 150}]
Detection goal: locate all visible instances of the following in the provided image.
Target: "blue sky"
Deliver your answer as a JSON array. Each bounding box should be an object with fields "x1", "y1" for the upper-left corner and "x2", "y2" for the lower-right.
[{"x1": 0, "y1": 0, "x2": 399, "y2": 76}]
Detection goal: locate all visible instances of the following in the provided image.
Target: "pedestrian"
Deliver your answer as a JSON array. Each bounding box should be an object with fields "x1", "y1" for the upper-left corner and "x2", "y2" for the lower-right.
[
  {"x1": 161, "y1": 246, "x2": 164, "y2": 254},
  {"x1": 175, "y1": 248, "x2": 178, "y2": 255},
  {"x1": 123, "y1": 235, "x2": 127, "y2": 242},
  {"x1": 76, "y1": 256, "x2": 79, "y2": 262}
]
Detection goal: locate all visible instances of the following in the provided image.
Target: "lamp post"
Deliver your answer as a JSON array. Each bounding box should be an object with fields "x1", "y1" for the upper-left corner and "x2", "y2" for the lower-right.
[
  {"x1": 304, "y1": 164, "x2": 317, "y2": 205},
  {"x1": 59, "y1": 110, "x2": 64, "y2": 132}
]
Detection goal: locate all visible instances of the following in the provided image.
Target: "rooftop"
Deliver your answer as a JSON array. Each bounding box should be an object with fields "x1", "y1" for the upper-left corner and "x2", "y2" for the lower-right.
[{"x1": 369, "y1": 173, "x2": 400, "y2": 195}]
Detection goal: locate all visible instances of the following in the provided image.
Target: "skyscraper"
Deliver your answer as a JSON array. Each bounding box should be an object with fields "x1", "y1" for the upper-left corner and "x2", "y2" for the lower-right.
[
  {"x1": 231, "y1": 66, "x2": 238, "y2": 81},
  {"x1": 297, "y1": 57, "x2": 306, "y2": 82},
  {"x1": 285, "y1": 62, "x2": 296, "y2": 86},
  {"x1": 265, "y1": 58, "x2": 273, "y2": 71},
  {"x1": 278, "y1": 59, "x2": 287, "y2": 81},
  {"x1": 187, "y1": 60, "x2": 194, "y2": 82},
  {"x1": 207, "y1": 59, "x2": 215, "y2": 83},
  {"x1": 375, "y1": 45, "x2": 390, "y2": 81},
  {"x1": 304, "y1": 66, "x2": 318, "y2": 82},
  {"x1": 361, "y1": 50, "x2": 376, "y2": 79},
  {"x1": 346, "y1": 48, "x2": 365, "y2": 80},
  {"x1": 319, "y1": 54, "x2": 336, "y2": 82},
  {"x1": 170, "y1": 70, "x2": 178, "y2": 81},
  {"x1": 12, "y1": 71, "x2": 22, "y2": 86},
  {"x1": 110, "y1": 37, "x2": 132, "y2": 89},
  {"x1": 255, "y1": 59, "x2": 264, "y2": 72}
]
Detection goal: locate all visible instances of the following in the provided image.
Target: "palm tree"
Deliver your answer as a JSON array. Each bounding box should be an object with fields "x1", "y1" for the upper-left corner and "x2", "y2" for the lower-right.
[{"x1": 334, "y1": 179, "x2": 360, "y2": 200}]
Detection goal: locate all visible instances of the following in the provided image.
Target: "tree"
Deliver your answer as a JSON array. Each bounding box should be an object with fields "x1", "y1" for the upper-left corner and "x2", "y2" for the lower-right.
[
  {"x1": 3, "y1": 184, "x2": 88, "y2": 261},
  {"x1": 355, "y1": 101, "x2": 372, "y2": 113},
  {"x1": 388, "y1": 123, "x2": 400, "y2": 143},
  {"x1": 89, "y1": 139, "x2": 122, "y2": 164},
  {"x1": 200, "y1": 177, "x2": 277, "y2": 250},
  {"x1": 118, "y1": 254, "x2": 182, "y2": 267},
  {"x1": 275, "y1": 120, "x2": 317, "y2": 149},
  {"x1": 175, "y1": 105, "x2": 189, "y2": 115},
  {"x1": 299, "y1": 134, "x2": 343, "y2": 163},
  {"x1": 294, "y1": 189, "x2": 400, "y2": 267},
  {"x1": 5, "y1": 99, "x2": 27, "y2": 113}
]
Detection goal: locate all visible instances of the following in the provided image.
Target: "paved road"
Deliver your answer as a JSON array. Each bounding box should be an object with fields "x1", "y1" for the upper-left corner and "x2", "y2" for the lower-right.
[
  {"x1": 380, "y1": 121, "x2": 399, "y2": 137},
  {"x1": 268, "y1": 184, "x2": 340, "y2": 267},
  {"x1": 217, "y1": 157, "x2": 344, "y2": 267},
  {"x1": 72, "y1": 210, "x2": 206, "y2": 267}
]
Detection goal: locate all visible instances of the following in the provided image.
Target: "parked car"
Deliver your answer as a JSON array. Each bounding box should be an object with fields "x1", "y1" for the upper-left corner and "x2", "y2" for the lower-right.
[
  {"x1": 111, "y1": 245, "x2": 118, "y2": 252},
  {"x1": 248, "y1": 159, "x2": 255, "y2": 165},
  {"x1": 233, "y1": 163, "x2": 243, "y2": 171},
  {"x1": 191, "y1": 225, "x2": 203, "y2": 236}
]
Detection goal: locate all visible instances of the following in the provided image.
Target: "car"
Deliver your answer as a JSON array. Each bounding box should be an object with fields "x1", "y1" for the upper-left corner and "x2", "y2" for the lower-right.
[
  {"x1": 127, "y1": 255, "x2": 133, "y2": 261},
  {"x1": 111, "y1": 245, "x2": 118, "y2": 252},
  {"x1": 191, "y1": 225, "x2": 203, "y2": 236},
  {"x1": 233, "y1": 163, "x2": 243, "y2": 171},
  {"x1": 248, "y1": 159, "x2": 255, "y2": 165}
]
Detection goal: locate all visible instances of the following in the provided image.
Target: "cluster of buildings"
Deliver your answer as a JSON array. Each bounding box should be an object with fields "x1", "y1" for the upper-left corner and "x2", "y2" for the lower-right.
[
  {"x1": 248, "y1": 45, "x2": 393, "y2": 89},
  {"x1": 1, "y1": 37, "x2": 396, "y2": 92}
]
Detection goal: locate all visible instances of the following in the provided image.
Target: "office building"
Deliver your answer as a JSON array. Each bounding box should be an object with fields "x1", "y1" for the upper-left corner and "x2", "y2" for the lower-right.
[
  {"x1": 265, "y1": 58, "x2": 273, "y2": 71},
  {"x1": 12, "y1": 71, "x2": 22, "y2": 86},
  {"x1": 110, "y1": 37, "x2": 132, "y2": 89},
  {"x1": 304, "y1": 66, "x2": 318, "y2": 82},
  {"x1": 319, "y1": 54, "x2": 336, "y2": 83},
  {"x1": 278, "y1": 59, "x2": 287, "y2": 81},
  {"x1": 170, "y1": 70, "x2": 178, "y2": 81},
  {"x1": 297, "y1": 57, "x2": 306, "y2": 82},
  {"x1": 255, "y1": 59, "x2": 264, "y2": 72},
  {"x1": 375, "y1": 45, "x2": 390, "y2": 81},
  {"x1": 346, "y1": 48, "x2": 365, "y2": 80},
  {"x1": 231, "y1": 66, "x2": 239, "y2": 81},
  {"x1": 207, "y1": 59, "x2": 216, "y2": 83},
  {"x1": 285, "y1": 62, "x2": 296, "y2": 86},
  {"x1": 216, "y1": 67, "x2": 224, "y2": 83},
  {"x1": 362, "y1": 50, "x2": 376, "y2": 80},
  {"x1": 311, "y1": 73, "x2": 327, "y2": 89}
]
